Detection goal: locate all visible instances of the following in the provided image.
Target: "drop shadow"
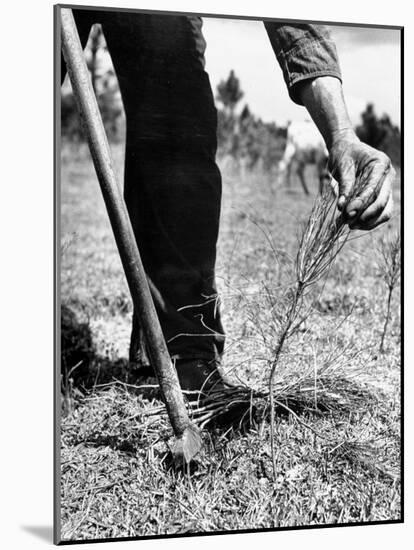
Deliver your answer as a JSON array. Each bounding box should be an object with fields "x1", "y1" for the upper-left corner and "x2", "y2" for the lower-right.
[{"x1": 20, "y1": 525, "x2": 53, "y2": 543}]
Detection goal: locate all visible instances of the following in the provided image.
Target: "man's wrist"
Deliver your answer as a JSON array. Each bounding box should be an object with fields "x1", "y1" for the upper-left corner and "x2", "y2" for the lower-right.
[
  {"x1": 328, "y1": 128, "x2": 359, "y2": 150},
  {"x1": 299, "y1": 76, "x2": 356, "y2": 149}
]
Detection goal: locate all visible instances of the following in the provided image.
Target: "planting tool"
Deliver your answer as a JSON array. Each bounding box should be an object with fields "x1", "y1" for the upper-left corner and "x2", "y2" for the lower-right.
[{"x1": 60, "y1": 7, "x2": 202, "y2": 465}]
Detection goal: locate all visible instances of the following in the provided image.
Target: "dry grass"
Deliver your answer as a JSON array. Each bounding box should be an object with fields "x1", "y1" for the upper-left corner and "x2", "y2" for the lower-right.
[
  {"x1": 376, "y1": 232, "x2": 401, "y2": 352},
  {"x1": 59, "y1": 142, "x2": 401, "y2": 541}
]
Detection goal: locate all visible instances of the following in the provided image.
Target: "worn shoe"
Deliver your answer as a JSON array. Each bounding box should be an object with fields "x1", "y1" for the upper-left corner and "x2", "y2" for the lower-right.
[
  {"x1": 174, "y1": 358, "x2": 234, "y2": 396},
  {"x1": 175, "y1": 358, "x2": 254, "y2": 427}
]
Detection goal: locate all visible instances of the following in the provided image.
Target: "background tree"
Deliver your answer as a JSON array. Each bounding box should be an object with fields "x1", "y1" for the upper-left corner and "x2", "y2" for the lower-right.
[
  {"x1": 216, "y1": 70, "x2": 244, "y2": 160},
  {"x1": 86, "y1": 24, "x2": 104, "y2": 94},
  {"x1": 62, "y1": 25, "x2": 124, "y2": 142},
  {"x1": 356, "y1": 103, "x2": 401, "y2": 166},
  {"x1": 216, "y1": 70, "x2": 244, "y2": 116},
  {"x1": 215, "y1": 71, "x2": 286, "y2": 171}
]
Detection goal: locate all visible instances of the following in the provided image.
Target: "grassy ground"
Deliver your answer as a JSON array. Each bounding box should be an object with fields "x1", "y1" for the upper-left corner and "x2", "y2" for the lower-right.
[{"x1": 59, "y1": 141, "x2": 401, "y2": 541}]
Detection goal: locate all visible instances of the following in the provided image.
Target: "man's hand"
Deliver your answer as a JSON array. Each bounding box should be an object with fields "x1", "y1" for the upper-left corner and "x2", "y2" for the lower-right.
[
  {"x1": 328, "y1": 130, "x2": 395, "y2": 230},
  {"x1": 298, "y1": 76, "x2": 394, "y2": 231}
]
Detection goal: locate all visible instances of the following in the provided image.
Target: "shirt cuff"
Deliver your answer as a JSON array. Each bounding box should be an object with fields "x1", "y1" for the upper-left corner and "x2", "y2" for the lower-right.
[
  {"x1": 279, "y1": 38, "x2": 342, "y2": 104},
  {"x1": 289, "y1": 71, "x2": 343, "y2": 105}
]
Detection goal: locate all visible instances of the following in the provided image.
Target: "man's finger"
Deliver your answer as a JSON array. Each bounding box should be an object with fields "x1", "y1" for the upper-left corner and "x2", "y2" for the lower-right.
[
  {"x1": 331, "y1": 157, "x2": 356, "y2": 210},
  {"x1": 344, "y1": 159, "x2": 391, "y2": 219},
  {"x1": 330, "y1": 177, "x2": 339, "y2": 197},
  {"x1": 357, "y1": 170, "x2": 393, "y2": 223},
  {"x1": 349, "y1": 194, "x2": 393, "y2": 230}
]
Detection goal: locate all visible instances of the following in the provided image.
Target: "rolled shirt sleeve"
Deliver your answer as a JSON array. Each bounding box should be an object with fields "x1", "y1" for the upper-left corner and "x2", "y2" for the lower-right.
[{"x1": 264, "y1": 23, "x2": 342, "y2": 105}]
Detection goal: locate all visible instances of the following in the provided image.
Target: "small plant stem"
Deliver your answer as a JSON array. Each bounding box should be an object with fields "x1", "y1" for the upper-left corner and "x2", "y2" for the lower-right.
[
  {"x1": 269, "y1": 281, "x2": 304, "y2": 479},
  {"x1": 380, "y1": 284, "x2": 394, "y2": 353}
]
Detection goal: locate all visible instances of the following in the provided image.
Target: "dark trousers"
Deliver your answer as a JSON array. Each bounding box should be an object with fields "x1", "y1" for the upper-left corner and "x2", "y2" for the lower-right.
[{"x1": 62, "y1": 10, "x2": 225, "y2": 364}]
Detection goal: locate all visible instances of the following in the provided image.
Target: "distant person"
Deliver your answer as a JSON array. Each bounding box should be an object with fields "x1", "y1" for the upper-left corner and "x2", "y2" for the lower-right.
[{"x1": 62, "y1": 9, "x2": 394, "y2": 395}]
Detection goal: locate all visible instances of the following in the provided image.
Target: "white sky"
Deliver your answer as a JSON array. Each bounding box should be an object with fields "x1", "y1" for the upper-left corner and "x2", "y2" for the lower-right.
[
  {"x1": 76, "y1": 17, "x2": 401, "y2": 130},
  {"x1": 202, "y1": 18, "x2": 401, "y2": 127}
]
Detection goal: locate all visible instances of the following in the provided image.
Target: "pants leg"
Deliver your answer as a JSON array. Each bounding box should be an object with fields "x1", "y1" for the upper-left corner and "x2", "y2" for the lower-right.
[{"x1": 98, "y1": 13, "x2": 225, "y2": 363}]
